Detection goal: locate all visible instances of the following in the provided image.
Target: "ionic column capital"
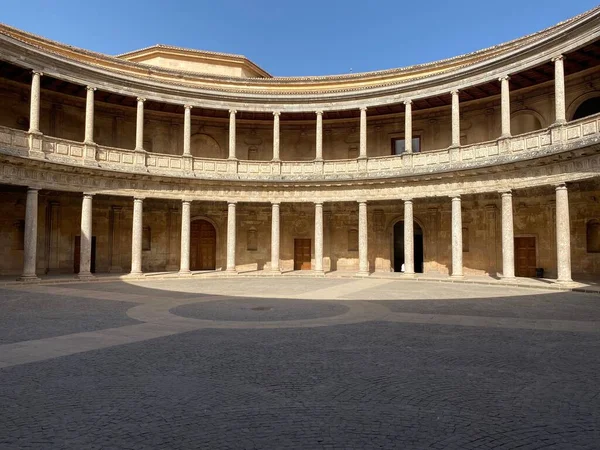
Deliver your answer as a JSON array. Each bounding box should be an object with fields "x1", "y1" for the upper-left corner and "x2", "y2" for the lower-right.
[
  {"x1": 552, "y1": 55, "x2": 565, "y2": 62},
  {"x1": 86, "y1": 86, "x2": 97, "y2": 92},
  {"x1": 273, "y1": 111, "x2": 281, "y2": 117},
  {"x1": 498, "y1": 75, "x2": 510, "y2": 82},
  {"x1": 315, "y1": 110, "x2": 324, "y2": 116},
  {"x1": 228, "y1": 109, "x2": 237, "y2": 115},
  {"x1": 136, "y1": 97, "x2": 146, "y2": 103},
  {"x1": 184, "y1": 104, "x2": 193, "y2": 110},
  {"x1": 32, "y1": 70, "x2": 43, "y2": 77},
  {"x1": 404, "y1": 99, "x2": 413, "y2": 106}
]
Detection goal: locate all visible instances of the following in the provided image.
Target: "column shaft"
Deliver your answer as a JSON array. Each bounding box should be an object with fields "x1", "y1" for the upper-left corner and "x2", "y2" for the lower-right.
[
  {"x1": 451, "y1": 90, "x2": 460, "y2": 147},
  {"x1": 404, "y1": 100, "x2": 413, "y2": 153},
  {"x1": 273, "y1": 112, "x2": 280, "y2": 161},
  {"x1": 451, "y1": 196, "x2": 463, "y2": 277},
  {"x1": 359, "y1": 107, "x2": 367, "y2": 158},
  {"x1": 556, "y1": 184, "x2": 572, "y2": 282},
  {"x1": 20, "y1": 188, "x2": 39, "y2": 280},
  {"x1": 314, "y1": 202, "x2": 324, "y2": 273},
  {"x1": 553, "y1": 56, "x2": 566, "y2": 124},
  {"x1": 271, "y1": 203, "x2": 280, "y2": 272},
  {"x1": 29, "y1": 72, "x2": 42, "y2": 134},
  {"x1": 179, "y1": 200, "x2": 191, "y2": 274},
  {"x1": 404, "y1": 200, "x2": 415, "y2": 274},
  {"x1": 79, "y1": 194, "x2": 94, "y2": 277},
  {"x1": 226, "y1": 202, "x2": 237, "y2": 272},
  {"x1": 358, "y1": 201, "x2": 369, "y2": 275},
  {"x1": 135, "y1": 98, "x2": 145, "y2": 151},
  {"x1": 84, "y1": 87, "x2": 95, "y2": 144},
  {"x1": 130, "y1": 198, "x2": 143, "y2": 275},
  {"x1": 315, "y1": 111, "x2": 323, "y2": 160},
  {"x1": 228, "y1": 110, "x2": 237, "y2": 159},
  {"x1": 183, "y1": 105, "x2": 192, "y2": 156},
  {"x1": 500, "y1": 76, "x2": 511, "y2": 138},
  {"x1": 501, "y1": 191, "x2": 515, "y2": 278}
]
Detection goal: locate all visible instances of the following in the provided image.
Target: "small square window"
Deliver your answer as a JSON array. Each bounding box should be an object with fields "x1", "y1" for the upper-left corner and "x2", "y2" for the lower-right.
[{"x1": 391, "y1": 137, "x2": 421, "y2": 155}]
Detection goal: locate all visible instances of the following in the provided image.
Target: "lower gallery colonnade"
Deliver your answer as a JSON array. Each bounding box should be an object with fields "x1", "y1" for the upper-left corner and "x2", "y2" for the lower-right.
[{"x1": 15, "y1": 183, "x2": 574, "y2": 283}]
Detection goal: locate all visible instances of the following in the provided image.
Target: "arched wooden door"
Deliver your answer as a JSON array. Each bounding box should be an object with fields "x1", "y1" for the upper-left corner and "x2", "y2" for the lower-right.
[{"x1": 190, "y1": 220, "x2": 216, "y2": 270}]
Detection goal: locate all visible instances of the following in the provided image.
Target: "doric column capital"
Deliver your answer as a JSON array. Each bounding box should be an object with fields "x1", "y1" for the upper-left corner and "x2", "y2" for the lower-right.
[
  {"x1": 133, "y1": 197, "x2": 145, "y2": 203},
  {"x1": 136, "y1": 97, "x2": 146, "y2": 103},
  {"x1": 499, "y1": 190, "x2": 512, "y2": 197},
  {"x1": 403, "y1": 198, "x2": 414, "y2": 204},
  {"x1": 271, "y1": 201, "x2": 280, "y2": 207},
  {"x1": 228, "y1": 109, "x2": 237, "y2": 115},
  {"x1": 82, "y1": 192, "x2": 95, "y2": 199},
  {"x1": 358, "y1": 200, "x2": 368, "y2": 206},
  {"x1": 555, "y1": 183, "x2": 568, "y2": 191},
  {"x1": 498, "y1": 75, "x2": 510, "y2": 82},
  {"x1": 273, "y1": 111, "x2": 281, "y2": 117},
  {"x1": 86, "y1": 86, "x2": 97, "y2": 92},
  {"x1": 181, "y1": 199, "x2": 192, "y2": 205},
  {"x1": 451, "y1": 195, "x2": 461, "y2": 201},
  {"x1": 551, "y1": 55, "x2": 565, "y2": 63},
  {"x1": 404, "y1": 99, "x2": 413, "y2": 106},
  {"x1": 315, "y1": 110, "x2": 324, "y2": 116},
  {"x1": 314, "y1": 201, "x2": 324, "y2": 207},
  {"x1": 184, "y1": 104, "x2": 193, "y2": 110},
  {"x1": 27, "y1": 187, "x2": 40, "y2": 193},
  {"x1": 227, "y1": 200, "x2": 238, "y2": 206}
]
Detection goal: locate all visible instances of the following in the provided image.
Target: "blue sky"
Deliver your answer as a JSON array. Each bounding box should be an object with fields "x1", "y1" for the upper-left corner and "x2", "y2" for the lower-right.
[{"x1": 2, "y1": 0, "x2": 598, "y2": 76}]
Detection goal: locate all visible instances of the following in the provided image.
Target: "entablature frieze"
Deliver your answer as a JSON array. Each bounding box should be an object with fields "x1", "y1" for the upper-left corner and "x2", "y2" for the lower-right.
[{"x1": 0, "y1": 11, "x2": 599, "y2": 113}]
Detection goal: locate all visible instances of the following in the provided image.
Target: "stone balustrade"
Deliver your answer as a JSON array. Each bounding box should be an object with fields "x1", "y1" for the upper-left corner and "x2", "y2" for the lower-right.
[{"x1": 1, "y1": 113, "x2": 599, "y2": 183}]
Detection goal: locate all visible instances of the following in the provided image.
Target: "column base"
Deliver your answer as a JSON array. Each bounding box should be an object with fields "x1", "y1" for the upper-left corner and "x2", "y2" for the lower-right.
[
  {"x1": 499, "y1": 274, "x2": 516, "y2": 280},
  {"x1": 77, "y1": 273, "x2": 95, "y2": 280},
  {"x1": 402, "y1": 272, "x2": 416, "y2": 278},
  {"x1": 225, "y1": 269, "x2": 238, "y2": 274},
  {"x1": 355, "y1": 271, "x2": 370, "y2": 277},
  {"x1": 178, "y1": 270, "x2": 192, "y2": 277},
  {"x1": 17, "y1": 275, "x2": 40, "y2": 282},
  {"x1": 125, "y1": 271, "x2": 144, "y2": 278},
  {"x1": 556, "y1": 277, "x2": 574, "y2": 284},
  {"x1": 312, "y1": 270, "x2": 325, "y2": 277},
  {"x1": 450, "y1": 274, "x2": 464, "y2": 279},
  {"x1": 270, "y1": 269, "x2": 282, "y2": 275}
]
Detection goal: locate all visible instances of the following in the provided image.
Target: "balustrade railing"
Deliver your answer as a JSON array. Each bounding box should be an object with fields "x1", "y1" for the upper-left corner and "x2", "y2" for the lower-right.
[{"x1": 0, "y1": 113, "x2": 599, "y2": 182}]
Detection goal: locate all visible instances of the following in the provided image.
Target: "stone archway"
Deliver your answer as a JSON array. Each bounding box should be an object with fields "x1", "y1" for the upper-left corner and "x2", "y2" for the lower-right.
[{"x1": 392, "y1": 220, "x2": 424, "y2": 273}]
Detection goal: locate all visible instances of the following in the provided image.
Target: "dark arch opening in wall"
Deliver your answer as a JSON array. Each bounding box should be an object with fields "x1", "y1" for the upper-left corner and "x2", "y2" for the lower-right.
[
  {"x1": 572, "y1": 97, "x2": 600, "y2": 121},
  {"x1": 393, "y1": 221, "x2": 424, "y2": 273}
]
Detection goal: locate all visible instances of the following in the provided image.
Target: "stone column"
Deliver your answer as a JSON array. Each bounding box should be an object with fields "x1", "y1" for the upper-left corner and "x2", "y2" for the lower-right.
[
  {"x1": 226, "y1": 201, "x2": 237, "y2": 272},
  {"x1": 135, "y1": 98, "x2": 145, "y2": 151},
  {"x1": 271, "y1": 202, "x2": 280, "y2": 272},
  {"x1": 130, "y1": 198, "x2": 143, "y2": 276},
  {"x1": 78, "y1": 193, "x2": 94, "y2": 278},
  {"x1": 179, "y1": 200, "x2": 191, "y2": 275},
  {"x1": 315, "y1": 110, "x2": 323, "y2": 161},
  {"x1": 19, "y1": 188, "x2": 39, "y2": 281},
  {"x1": 451, "y1": 90, "x2": 460, "y2": 147},
  {"x1": 183, "y1": 105, "x2": 192, "y2": 156},
  {"x1": 500, "y1": 191, "x2": 515, "y2": 278},
  {"x1": 84, "y1": 86, "x2": 96, "y2": 144},
  {"x1": 499, "y1": 76, "x2": 511, "y2": 138},
  {"x1": 228, "y1": 109, "x2": 237, "y2": 160},
  {"x1": 357, "y1": 201, "x2": 369, "y2": 276},
  {"x1": 556, "y1": 184, "x2": 572, "y2": 282},
  {"x1": 272, "y1": 111, "x2": 280, "y2": 161},
  {"x1": 404, "y1": 100, "x2": 413, "y2": 153},
  {"x1": 314, "y1": 202, "x2": 324, "y2": 274},
  {"x1": 404, "y1": 199, "x2": 415, "y2": 275},
  {"x1": 451, "y1": 195, "x2": 463, "y2": 277},
  {"x1": 359, "y1": 107, "x2": 367, "y2": 159},
  {"x1": 553, "y1": 55, "x2": 566, "y2": 125},
  {"x1": 29, "y1": 71, "x2": 42, "y2": 134}
]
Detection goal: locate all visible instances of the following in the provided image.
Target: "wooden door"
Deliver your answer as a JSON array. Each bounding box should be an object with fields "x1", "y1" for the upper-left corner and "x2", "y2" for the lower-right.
[
  {"x1": 515, "y1": 237, "x2": 536, "y2": 277},
  {"x1": 74, "y1": 236, "x2": 96, "y2": 273},
  {"x1": 190, "y1": 220, "x2": 216, "y2": 270},
  {"x1": 294, "y1": 238, "x2": 311, "y2": 270}
]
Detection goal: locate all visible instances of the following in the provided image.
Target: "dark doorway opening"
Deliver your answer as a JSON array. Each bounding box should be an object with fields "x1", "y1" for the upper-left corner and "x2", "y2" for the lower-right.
[
  {"x1": 190, "y1": 219, "x2": 216, "y2": 270},
  {"x1": 294, "y1": 238, "x2": 312, "y2": 270},
  {"x1": 572, "y1": 97, "x2": 600, "y2": 121},
  {"x1": 393, "y1": 221, "x2": 424, "y2": 273},
  {"x1": 74, "y1": 235, "x2": 96, "y2": 273}
]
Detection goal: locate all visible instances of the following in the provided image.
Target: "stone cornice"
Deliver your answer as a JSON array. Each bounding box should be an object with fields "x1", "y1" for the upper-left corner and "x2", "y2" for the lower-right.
[{"x1": 0, "y1": 7, "x2": 599, "y2": 112}]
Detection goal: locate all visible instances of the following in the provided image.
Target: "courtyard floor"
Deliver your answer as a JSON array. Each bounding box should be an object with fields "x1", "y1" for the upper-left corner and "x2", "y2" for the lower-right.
[{"x1": 0, "y1": 278, "x2": 599, "y2": 449}]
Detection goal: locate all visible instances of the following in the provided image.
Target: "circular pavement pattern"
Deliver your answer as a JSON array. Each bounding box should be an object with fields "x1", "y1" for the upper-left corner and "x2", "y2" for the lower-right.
[{"x1": 171, "y1": 297, "x2": 349, "y2": 322}]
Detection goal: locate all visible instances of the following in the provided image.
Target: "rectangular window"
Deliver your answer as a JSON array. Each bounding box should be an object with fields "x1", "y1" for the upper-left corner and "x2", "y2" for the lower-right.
[{"x1": 391, "y1": 137, "x2": 421, "y2": 155}]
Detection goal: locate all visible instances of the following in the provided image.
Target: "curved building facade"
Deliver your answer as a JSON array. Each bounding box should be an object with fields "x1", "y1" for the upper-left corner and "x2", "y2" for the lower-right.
[{"x1": 2, "y1": 8, "x2": 600, "y2": 282}]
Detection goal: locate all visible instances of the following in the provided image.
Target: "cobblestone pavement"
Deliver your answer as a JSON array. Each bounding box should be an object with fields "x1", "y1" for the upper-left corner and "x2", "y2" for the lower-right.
[{"x1": 0, "y1": 278, "x2": 599, "y2": 449}]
